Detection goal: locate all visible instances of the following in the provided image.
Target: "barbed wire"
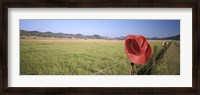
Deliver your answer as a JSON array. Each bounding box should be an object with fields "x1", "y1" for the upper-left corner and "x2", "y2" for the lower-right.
[
  {"x1": 91, "y1": 41, "x2": 173, "y2": 75},
  {"x1": 91, "y1": 62, "x2": 121, "y2": 75}
]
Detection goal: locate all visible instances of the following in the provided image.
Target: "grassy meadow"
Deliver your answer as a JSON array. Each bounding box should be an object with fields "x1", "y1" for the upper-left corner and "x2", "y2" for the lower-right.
[
  {"x1": 151, "y1": 41, "x2": 180, "y2": 75},
  {"x1": 20, "y1": 38, "x2": 179, "y2": 75}
]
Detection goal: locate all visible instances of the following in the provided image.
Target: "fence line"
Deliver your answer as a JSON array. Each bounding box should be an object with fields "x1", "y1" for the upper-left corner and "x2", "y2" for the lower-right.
[
  {"x1": 92, "y1": 62, "x2": 121, "y2": 75},
  {"x1": 142, "y1": 41, "x2": 173, "y2": 75},
  {"x1": 92, "y1": 41, "x2": 173, "y2": 75}
]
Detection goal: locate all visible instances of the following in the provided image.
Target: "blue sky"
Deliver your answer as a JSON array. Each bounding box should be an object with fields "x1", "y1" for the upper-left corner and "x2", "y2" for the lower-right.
[{"x1": 20, "y1": 20, "x2": 180, "y2": 38}]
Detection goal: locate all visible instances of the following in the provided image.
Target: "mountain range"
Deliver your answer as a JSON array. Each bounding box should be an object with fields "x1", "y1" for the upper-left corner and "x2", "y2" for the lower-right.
[
  {"x1": 20, "y1": 30, "x2": 180, "y2": 40},
  {"x1": 115, "y1": 35, "x2": 180, "y2": 40}
]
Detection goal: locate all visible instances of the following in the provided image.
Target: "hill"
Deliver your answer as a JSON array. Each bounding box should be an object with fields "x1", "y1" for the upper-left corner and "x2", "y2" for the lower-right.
[
  {"x1": 20, "y1": 30, "x2": 111, "y2": 40},
  {"x1": 114, "y1": 35, "x2": 180, "y2": 40},
  {"x1": 148, "y1": 35, "x2": 180, "y2": 40},
  {"x1": 20, "y1": 30, "x2": 180, "y2": 40}
]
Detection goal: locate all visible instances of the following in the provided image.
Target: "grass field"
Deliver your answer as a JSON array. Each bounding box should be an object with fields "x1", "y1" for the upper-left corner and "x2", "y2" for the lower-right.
[
  {"x1": 151, "y1": 41, "x2": 180, "y2": 75},
  {"x1": 20, "y1": 39, "x2": 179, "y2": 75}
]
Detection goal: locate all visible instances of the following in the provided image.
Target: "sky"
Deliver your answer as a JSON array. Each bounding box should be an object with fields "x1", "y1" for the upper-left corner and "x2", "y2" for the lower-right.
[{"x1": 20, "y1": 20, "x2": 180, "y2": 38}]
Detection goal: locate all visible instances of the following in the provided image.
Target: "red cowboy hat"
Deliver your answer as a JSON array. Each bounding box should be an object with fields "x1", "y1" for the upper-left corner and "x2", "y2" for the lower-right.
[{"x1": 125, "y1": 35, "x2": 152, "y2": 64}]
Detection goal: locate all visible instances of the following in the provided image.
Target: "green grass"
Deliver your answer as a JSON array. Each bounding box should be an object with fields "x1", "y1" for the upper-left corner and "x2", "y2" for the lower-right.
[
  {"x1": 151, "y1": 41, "x2": 180, "y2": 75},
  {"x1": 20, "y1": 39, "x2": 166, "y2": 75}
]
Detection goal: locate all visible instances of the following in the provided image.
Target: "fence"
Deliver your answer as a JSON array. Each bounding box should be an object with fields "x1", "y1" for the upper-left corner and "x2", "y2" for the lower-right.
[
  {"x1": 137, "y1": 40, "x2": 173, "y2": 75},
  {"x1": 92, "y1": 41, "x2": 173, "y2": 75}
]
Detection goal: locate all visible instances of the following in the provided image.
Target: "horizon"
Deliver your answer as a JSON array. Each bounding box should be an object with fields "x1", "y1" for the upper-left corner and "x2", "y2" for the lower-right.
[
  {"x1": 20, "y1": 29, "x2": 180, "y2": 38},
  {"x1": 20, "y1": 20, "x2": 180, "y2": 38}
]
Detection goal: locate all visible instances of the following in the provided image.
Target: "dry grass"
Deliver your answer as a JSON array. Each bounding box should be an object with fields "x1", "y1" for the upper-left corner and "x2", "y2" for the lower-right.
[{"x1": 20, "y1": 39, "x2": 124, "y2": 43}]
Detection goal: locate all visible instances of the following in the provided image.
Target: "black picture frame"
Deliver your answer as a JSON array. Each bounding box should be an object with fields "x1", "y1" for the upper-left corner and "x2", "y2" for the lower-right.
[{"x1": 1, "y1": 0, "x2": 199, "y2": 95}]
